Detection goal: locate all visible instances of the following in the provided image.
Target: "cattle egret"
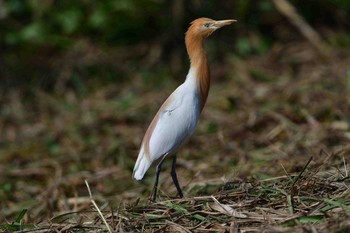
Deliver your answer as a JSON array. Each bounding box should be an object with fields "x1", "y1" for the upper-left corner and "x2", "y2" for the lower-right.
[{"x1": 133, "y1": 18, "x2": 236, "y2": 201}]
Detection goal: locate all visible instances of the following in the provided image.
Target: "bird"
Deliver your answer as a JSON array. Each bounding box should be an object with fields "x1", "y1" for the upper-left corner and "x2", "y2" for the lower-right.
[{"x1": 133, "y1": 18, "x2": 236, "y2": 202}]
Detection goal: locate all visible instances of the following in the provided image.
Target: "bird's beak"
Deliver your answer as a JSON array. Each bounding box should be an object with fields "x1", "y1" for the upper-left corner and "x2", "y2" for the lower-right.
[{"x1": 212, "y1": 19, "x2": 237, "y2": 29}]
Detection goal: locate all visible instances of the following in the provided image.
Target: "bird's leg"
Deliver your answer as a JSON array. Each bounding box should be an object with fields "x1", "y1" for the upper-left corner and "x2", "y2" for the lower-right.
[
  {"x1": 171, "y1": 155, "x2": 184, "y2": 198},
  {"x1": 151, "y1": 154, "x2": 168, "y2": 202}
]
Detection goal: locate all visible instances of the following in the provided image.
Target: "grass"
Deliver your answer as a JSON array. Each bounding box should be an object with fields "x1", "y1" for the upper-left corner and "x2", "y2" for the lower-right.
[
  {"x1": 1, "y1": 159, "x2": 349, "y2": 232},
  {"x1": 0, "y1": 40, "x2": 349, "y2": 232}
]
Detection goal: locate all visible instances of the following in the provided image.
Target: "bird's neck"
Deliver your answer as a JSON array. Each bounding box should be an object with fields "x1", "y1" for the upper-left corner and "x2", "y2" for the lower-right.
[{"x1": 185, "y1": 35, "x2": 210, "y2": 111}]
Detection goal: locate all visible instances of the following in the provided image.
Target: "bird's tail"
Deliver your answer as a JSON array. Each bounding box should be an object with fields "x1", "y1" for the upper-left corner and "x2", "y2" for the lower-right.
[{"x1": 133, "y1": 148, "x2": 152, "y2": 180}]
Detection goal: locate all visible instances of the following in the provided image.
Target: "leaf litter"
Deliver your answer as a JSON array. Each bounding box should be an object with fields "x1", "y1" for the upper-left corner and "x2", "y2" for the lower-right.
[{"x1": 0, "y1": 36, "x2": 350, "y2": 232}]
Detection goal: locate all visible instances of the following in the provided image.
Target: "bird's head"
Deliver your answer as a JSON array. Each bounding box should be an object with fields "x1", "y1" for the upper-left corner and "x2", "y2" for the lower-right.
[{"x1": 187, "y1": 18, "x2": 237, "y2": 39}]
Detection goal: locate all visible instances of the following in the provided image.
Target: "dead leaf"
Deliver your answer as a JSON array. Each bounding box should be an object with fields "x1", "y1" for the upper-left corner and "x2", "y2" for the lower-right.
[{"x1": 210, "y1": 196, "x2": 247, "y2": 218}]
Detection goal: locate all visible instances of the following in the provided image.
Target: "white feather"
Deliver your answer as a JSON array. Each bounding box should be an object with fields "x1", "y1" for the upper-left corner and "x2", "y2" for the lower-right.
[
  {"x1": 133, "y1": 68, "x2": 200, "y2": 180},
  {"x1": 133, "y1": 147, "x2": 152, "y2": 180}
]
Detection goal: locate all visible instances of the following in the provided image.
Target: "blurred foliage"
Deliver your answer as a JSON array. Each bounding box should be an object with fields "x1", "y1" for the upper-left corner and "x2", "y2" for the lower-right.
[{"x1": 1, "y1": 0, "x2": 350, "y2": 92}]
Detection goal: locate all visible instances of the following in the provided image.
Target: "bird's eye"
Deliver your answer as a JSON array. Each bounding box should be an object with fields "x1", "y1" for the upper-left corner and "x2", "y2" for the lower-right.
[{"x1": 204, "y1": 23, "x2": 211, "y2": 27}]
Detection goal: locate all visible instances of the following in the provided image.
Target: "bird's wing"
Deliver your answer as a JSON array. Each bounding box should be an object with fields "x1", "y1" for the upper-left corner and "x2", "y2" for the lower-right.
[{"x1": 148, "y1": 88, "x2": 200, "y2": 161}]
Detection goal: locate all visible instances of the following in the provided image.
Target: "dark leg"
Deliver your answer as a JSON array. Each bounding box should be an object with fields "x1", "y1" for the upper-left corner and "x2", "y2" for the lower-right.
[
  {"x1": 171, "y1": 155, "x2": 184, "y2": 198},
  {"x1": 151, "y1": 154, "x2": 168, "y2": 202}
]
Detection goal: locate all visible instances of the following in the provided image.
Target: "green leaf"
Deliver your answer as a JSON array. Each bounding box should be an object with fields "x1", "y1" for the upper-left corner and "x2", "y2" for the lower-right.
[
  {"x1": 323, "y1": 198, "x2": 350, "y2": 213},
  {"x1": 50, "y1": 211, "x2": 79, "y2": 223},
  {"x1": 20, "y1": 22, "x2": 46, "y2": 42},
  {"x1": 0, "y1": 223, "x2": 36, "y2": 231},
  {"x1": 162, "y1": 202, "x2": 190, "y2": 215},
  {"x1": 89, "y1": 8, "x2": 107, "y2": 28},
  {"x1": 298, "y1": 215, "x2": 324, "y2": 224},
  {"x1": 0, "y1": 209, "x2": 34, "y2": 231},
  {"x1": 15, "y1": 209, "x2": 27, "y2": 223},
  {"x1": 192, "y1": 214, "x2": 209, "y2": 222},
  {"x1": 143, "y1": 213, "x2": 164, "y2": 219},
  {"x1": 55, "y1": 8, "x2": 82, "y2": 34}
]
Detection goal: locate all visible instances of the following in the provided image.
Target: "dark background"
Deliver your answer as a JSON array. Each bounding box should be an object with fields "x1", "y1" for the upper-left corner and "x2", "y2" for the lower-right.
[{"x1": 1, "y1": 0, "x2": 349, "y2": 92}]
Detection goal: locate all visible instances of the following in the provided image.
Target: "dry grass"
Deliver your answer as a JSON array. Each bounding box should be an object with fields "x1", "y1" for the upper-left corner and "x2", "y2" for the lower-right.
[
  {"x1": 2, "y1": 157, "x2": 349, "y2": 232},
  {"x1": 0, "y1": 40, "x2": 349, "y2": 232}
]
